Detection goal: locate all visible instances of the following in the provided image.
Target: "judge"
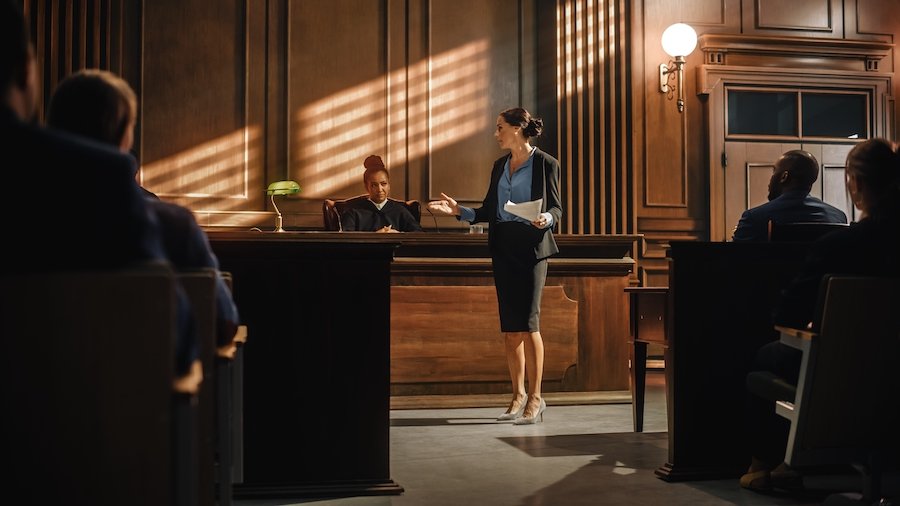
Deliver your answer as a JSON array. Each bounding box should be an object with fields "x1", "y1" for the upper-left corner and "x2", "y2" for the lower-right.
[{"x1": 340, "y1": 155, "x2": 423, "y2": 232}]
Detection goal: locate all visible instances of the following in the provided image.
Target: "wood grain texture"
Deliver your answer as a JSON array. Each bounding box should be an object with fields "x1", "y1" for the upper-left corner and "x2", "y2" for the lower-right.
[{"x1": 391, "y1": 285, "x2": 578, "y2": 384}]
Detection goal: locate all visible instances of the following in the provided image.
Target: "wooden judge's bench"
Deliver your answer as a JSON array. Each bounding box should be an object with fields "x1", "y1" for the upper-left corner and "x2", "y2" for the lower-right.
[{"x1": 208, "y1": 231, "x2": 637, "y2": 498}]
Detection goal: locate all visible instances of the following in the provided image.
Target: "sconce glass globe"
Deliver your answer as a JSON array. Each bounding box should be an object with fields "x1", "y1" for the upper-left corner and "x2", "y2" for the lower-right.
[{"x1": 661, "y1": 23, "x2": 698, "y2": 58}]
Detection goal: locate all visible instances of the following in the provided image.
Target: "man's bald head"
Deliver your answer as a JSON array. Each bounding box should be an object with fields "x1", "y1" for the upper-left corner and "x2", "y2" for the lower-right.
[{"x1": 768, "y1": 150, "x2": 820, "y2": 201}]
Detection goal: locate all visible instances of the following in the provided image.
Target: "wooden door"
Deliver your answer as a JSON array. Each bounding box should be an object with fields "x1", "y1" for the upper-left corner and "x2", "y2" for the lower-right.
[
  {"x1": 722, "y1": 141, "x2": 856, "y2": 239},
  {"x1": 723, "y1": 142, "x2": 799, "y2": 240}
]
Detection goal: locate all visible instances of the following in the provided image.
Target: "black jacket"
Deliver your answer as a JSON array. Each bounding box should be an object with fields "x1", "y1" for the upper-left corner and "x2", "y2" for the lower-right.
[{"x1": 468, "y1": 147, "x2": 563, "y2": 260}]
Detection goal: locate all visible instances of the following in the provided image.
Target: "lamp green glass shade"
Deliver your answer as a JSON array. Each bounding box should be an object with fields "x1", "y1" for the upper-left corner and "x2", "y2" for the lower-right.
[
  {"x1": 266, "y1": 180, "x2": 301, "y2": 196},
  {"x1": 266, "y1": 180, "x2": 300, "y2": 232}
]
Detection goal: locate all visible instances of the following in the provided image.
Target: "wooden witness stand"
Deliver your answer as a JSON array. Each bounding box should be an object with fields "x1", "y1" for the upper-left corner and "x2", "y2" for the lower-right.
[{"x1": 208, "y1": 231, "x2": 638, "y2": 499}]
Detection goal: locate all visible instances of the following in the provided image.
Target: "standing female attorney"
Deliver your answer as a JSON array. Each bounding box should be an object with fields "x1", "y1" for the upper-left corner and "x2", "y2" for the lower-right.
[{"x1": 428, "y1": 107, "x2": 562, "y2": 425}]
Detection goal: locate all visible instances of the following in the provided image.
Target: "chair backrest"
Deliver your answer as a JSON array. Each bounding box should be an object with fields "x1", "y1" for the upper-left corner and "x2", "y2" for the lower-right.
[
  {"x1": 784, "y1": 275, "x2": 900, "y2": 468},
  {"x1": 768, "y1": 221, "x2": 849, "y2": 242},
  {"x1": 322, "y1": 194, "x2": 421, "y2": 231},
  {"x1": 0, "y1": 263, "x2": 179, "y2": 505}
]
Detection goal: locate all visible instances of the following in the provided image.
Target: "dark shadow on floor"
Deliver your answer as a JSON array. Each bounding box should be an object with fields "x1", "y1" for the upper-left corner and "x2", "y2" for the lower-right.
[
  {"x1": 390, "y1": 417, "x2": 500, "y2": 426},
  {"x1": 498, "y1": 432, "x2": 669, "y2": 462},
  {"x1": 499, "y1": 432, "x2": 896, "y2": 506}
]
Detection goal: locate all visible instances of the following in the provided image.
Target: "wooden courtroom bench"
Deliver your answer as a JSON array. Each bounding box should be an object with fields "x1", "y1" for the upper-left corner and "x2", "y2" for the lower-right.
[
  {"x1": 179, "y1": 269, "x2": 249, "y2": 506},
  {"x1": 657, "y1": 240, "x2": 814, "y2": 482},
  {"x1": 0, "y1": 263, "x2": 195, "y2": 505}
]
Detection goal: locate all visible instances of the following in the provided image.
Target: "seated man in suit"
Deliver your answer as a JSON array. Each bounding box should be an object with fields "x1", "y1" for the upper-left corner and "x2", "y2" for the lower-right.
[
  {"x1": 341, "y1": 155, "x2": 423, "y2": 232},
  {"x1": 46, "y1": 69, "x2": 240, "y2": 352},
  {"x1": 740, "y1": 138, "x2": 900, "y2": 492},
  {"x1": 0, "y1": 1, "x2": 197, "y2": 377},
  {"x1": 732, "y1": 150, "x2": 847, "y2": 241}
]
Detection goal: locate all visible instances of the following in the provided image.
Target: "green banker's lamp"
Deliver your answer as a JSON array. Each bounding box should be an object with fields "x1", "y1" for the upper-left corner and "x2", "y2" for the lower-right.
[{"x1": 266, "y1": 180, "x2": 301, "y2": 232}]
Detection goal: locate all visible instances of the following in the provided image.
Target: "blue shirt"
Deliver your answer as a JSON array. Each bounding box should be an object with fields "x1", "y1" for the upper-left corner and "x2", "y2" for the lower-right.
[{"x1": 460, "y1": 149, "x2": 552, "y2": 227}]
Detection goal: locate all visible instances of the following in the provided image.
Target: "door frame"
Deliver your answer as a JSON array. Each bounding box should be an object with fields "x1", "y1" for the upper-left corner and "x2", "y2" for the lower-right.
[{"x1": 700, "y1": 67, "x2": 892, "y2": 240}]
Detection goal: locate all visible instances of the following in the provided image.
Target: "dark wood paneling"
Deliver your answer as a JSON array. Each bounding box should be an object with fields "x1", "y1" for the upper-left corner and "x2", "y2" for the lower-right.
[
  {"x1": 848, "y1": 0, "x2": 900, "y2": 44},
  {"x1": 287, "y1": 0, "x2": 387, "y2": 201},
  {"x1": 556, "y1": 0, "x2": 634, "y2": 234},
  {"x1": 391, "y1": 285, "x2": 578, "y2": 387},
  {"x1": 429, "y1": 0, "x2": 521, "y2": 203},
  {"x1": 24, "y1": 0, "x2": 137, "y2": 123},
  {"x1": 638, "y1": 0, "x2": 735, "y2": 216},
  {"x1": 140, "y1": 0, "x2": 261, "y2": 212},
  {"x1": 746, "y1": 0, "x2": 841, "y2": 36}
]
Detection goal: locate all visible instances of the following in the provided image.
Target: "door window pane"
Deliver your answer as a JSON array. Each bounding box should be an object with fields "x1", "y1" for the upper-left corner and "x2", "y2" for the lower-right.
[
  {"x1": 728, "y1": 91, "x2": 797, "y2": 136},
  {"x1": 802, "y1": 93, "x2": 868, "y2": 139}
]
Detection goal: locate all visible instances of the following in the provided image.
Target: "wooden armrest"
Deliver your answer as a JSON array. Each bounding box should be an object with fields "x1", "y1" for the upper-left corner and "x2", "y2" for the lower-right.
[
  {"x1": 217, "y1": 342, "x2": 237, "y2": 360},
  {"x1": 775, "y1": 325, "x2": 817, "y2": 340},
  {"x1": 216, "y1": 325, "x2": 248, "y2": 359},
  {"x1": 172, "y1": 359, "x2": 203, "y2": 394},
  {"x1": 233, "y1": 325, "x2": 248, "y2": 344},
  {"x1": 776, "y1": 324, "x2": 817, "y2": 351}
]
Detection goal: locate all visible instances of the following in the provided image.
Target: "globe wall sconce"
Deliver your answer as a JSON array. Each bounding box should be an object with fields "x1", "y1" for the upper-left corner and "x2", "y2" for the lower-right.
[
  {"x1": 266, "y1": 180, "x2": 301, "y2": 232},
  {"x1": 659, "y1": 23, "x2": 698, "y2": 113}
]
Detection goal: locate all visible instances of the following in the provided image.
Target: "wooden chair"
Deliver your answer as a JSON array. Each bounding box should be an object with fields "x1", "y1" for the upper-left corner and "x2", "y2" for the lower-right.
[
  {"x1": 180, "y1": 269, "x2": 249, "y2": 506},
  {"x1": 177, "y1": 270, "x2": 221, "y2": 506},
  {"x1": 767, "y1": 221, "x2": 849, "y2": 242},
  {"x1": 220, "y1": 271, "x2": 247, "y2": 486},
  {"x1": 772, "y1": 276, "x2": 900, "y2": 504},
  {"x1": 0, "y1": 263, "x2": 190, "y2": 506},
  {"x1": 322, "y1": 195, "x2": 421, "y2": 231}
]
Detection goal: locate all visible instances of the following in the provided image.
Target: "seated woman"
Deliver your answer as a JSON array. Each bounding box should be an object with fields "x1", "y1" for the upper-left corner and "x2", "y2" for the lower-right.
[
  {"x1": 47, "y1": 69, "x2": 241, "y2": 352},
  {"x1": 340, "y1": 155, "x2": 423, "y2": 232},
  {"x1": 741, "y1": 138, "x2": 900, "y2": 492}
]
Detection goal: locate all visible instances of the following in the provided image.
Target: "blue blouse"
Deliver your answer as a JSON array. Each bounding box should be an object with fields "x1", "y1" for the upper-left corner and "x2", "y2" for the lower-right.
[{"x1": 460, "y1": 148, "x2": 552, "y2": 226}]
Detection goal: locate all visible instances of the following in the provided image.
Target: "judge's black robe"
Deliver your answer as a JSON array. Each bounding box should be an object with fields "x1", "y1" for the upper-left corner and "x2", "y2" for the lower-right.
[{"x1": 341, "y1": 199, "x2": 423, "y2": 232}]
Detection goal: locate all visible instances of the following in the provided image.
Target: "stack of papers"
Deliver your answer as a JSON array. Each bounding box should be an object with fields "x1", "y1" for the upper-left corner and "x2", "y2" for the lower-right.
[{"x1": 503, "y1": 199, "x2": 543, "y2": 221}]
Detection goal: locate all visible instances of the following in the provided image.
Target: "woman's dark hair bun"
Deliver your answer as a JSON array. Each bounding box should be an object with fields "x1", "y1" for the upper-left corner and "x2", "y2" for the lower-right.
[{"x1": 523, "y1": 117, "x2": 543, "y2": 138}]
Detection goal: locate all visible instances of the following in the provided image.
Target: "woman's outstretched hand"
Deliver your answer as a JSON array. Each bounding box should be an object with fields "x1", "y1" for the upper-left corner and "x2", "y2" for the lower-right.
[{"x1": 428, "y1": 192, "x2": 460, "y2": 216}]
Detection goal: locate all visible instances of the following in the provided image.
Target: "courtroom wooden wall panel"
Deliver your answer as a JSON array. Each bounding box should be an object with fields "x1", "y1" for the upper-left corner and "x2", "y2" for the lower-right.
[
  {"x1": 554, "y1": 0, "x2": 635, "y2": 235},
  {"x1": 428, "y1": 0, "x2": 525, "y2": 204},
  {"x1": 141, "y1": 0, "x2": 265, "y2": 213},
  {"x1": 23, "y1": 0, "x2": 141, "y2": 135},
  {"x1": 287, "y1": 0, "x2": 388, "y2": 201},
  {"x1": 850, "y1": 0, "x2": 900, "y2": 47},
  {"x1": 743, "y1": 0, "x2": 842, "y2": 37}
]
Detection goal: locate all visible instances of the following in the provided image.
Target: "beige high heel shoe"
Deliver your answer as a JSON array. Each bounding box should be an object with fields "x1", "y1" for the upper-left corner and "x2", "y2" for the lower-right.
[
  {"x1": 513, "y1": 396, "x2": 546, "y2": 425},
  {"x1": 497, "y1": 394, "x2": 527, "y2": 421}
]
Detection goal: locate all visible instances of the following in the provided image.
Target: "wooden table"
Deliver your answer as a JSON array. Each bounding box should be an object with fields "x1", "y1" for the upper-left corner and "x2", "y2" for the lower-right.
[{"x1": 625, "y1": 286, "x2": 668, "y2": 432}]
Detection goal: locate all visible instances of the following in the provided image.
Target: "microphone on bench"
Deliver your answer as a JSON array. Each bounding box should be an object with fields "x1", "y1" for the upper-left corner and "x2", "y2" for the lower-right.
[{"x1": 425, "y1": 206, "x2": 440, "y2": 233}]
